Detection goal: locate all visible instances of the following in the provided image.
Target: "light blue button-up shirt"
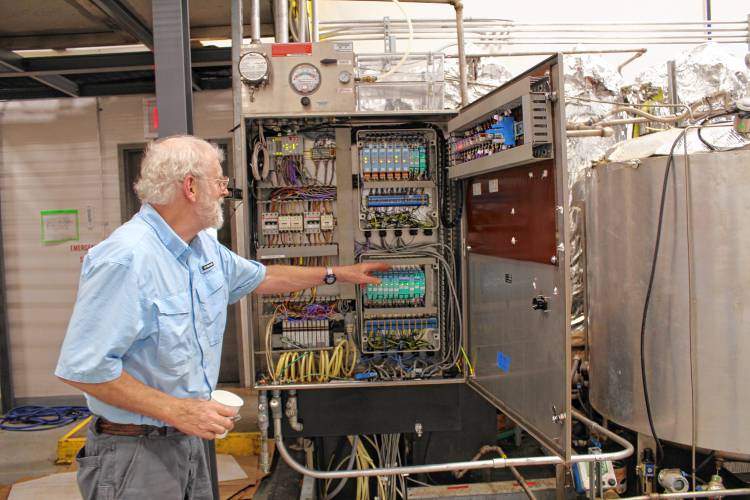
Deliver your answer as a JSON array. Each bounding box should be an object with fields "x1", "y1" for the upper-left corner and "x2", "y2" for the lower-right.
[{"x1": 55, "y1": 204, "x2": 266, "y2": 426}]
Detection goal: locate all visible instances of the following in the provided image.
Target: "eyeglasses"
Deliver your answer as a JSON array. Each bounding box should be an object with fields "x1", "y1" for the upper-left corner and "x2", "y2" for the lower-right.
[{"x1": 203, "y1": 176, "x2": 230, "y2": 190}]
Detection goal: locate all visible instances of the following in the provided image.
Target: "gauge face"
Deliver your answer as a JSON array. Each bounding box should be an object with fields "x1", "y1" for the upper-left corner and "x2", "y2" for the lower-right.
[
  {"x1": 289, "y1": 63, "x2": 321, "y2": 95},
  {"x1": 338, "y1": 71, "x2": 351, "y2": 84},
  {"x1": 238, "y1": 52, "x2": 269, "y2": 83}
]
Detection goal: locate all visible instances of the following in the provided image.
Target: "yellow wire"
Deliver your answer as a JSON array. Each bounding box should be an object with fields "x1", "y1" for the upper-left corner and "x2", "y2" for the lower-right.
[{"x1": 460, "y1": 346, "x2": 475, "y2": 377}]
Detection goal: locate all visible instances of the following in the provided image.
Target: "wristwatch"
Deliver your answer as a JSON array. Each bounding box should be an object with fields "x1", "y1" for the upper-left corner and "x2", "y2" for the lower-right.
[{"x1": 323, "y1": 267, "x2": 337, "y2": 285}]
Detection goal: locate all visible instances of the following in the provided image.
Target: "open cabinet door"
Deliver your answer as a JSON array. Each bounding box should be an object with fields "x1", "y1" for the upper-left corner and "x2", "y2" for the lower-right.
[{"x1": 449, "y1": 55, "x2": 571, "y2": 459}]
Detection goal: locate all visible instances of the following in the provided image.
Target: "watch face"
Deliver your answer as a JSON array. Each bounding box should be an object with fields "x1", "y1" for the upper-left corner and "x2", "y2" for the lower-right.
[{"x1": 324, "y1": 273, "x2": 336, "y2": 285}]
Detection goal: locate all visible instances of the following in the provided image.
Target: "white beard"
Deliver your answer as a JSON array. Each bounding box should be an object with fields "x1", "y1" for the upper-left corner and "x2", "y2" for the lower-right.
[{"x1": 198, "y1": 195, "x2": 224, "y2": 230}]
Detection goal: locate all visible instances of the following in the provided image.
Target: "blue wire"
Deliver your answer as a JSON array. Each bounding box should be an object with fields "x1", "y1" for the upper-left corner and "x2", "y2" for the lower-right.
[{"x1": 0, "y1": 406, "x2": 91, "y2": 431}]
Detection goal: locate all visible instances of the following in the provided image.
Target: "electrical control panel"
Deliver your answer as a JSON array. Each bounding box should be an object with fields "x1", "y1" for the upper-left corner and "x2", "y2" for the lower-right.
[
  {"x1": 240, "y1": 52, "x2": 572, "y2": 459},
  {"x1": 240, "y1": 41, "x2": 356, "y2": 116},
  {"x1": 447, "y1": 74, "x2": 553, "y2": 180}
]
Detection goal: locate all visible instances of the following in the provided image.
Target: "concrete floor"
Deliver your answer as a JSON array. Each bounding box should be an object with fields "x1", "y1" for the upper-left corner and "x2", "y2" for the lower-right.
[
  {"x1": 0, "y1": 424, "x2": 72, "y2": 485},
  {"x1": 0, "y1": 387, "x2": 259, "y2": 487}
]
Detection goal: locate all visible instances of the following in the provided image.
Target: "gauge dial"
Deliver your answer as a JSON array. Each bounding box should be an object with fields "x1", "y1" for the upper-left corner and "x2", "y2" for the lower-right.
[
  {"x1": 338, "y1": 71, "x2": 352, "y2": 84},
  {"x1": 289, "y1": 63, "x2": 322, "y2": 95},
  {"x1": 238, "y1": 52, "x2": 269, "y2": 83}
]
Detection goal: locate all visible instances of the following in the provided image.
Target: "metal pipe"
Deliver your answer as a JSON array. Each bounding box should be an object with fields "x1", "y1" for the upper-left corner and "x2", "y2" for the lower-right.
[
  {"x1": 453, "y1": 0, "x2": 468, "y2": 106},
  {"x1": 258, "y1": 391, "x2": 270, "y2": 473},
  {"x1": 274, "y1": 0, "x2": 289, "y2": 43},
  {"x1": 311, "y1": 0, "x2": 319, "y2": 41},
  {"x1": 667, "y1": 60, "x2": 679, "y2": 105},
  {"x1": 250, "y1": 0, "x2": 261, "y2": 42},
  {"x1": 454, "y1": 446, "x2": 538, "y2": 500},
  {"x1": 285, "y1": 389, "x2": 304, "y2": 432},
  {"x1": 620, "y1": 489, "x2": 750, "y2": 499},
  {"x1": 567, "y1": 128, "x2": 615, "y2": 138},
  {"x1": 270, "y1": 394, "x2": 633, "y2": 480},
  {"x1": 298, "y1": 0, "x2": 308, "y2": 43}
]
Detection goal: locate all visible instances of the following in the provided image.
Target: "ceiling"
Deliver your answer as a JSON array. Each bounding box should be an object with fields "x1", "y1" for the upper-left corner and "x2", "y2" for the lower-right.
[{"x1": 0, "y1": 0, "x2": 276, "y2": 100}]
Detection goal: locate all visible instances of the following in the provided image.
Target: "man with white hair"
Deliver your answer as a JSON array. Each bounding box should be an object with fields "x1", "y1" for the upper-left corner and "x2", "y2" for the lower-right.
[{"x1": 55, "y1": 135, "x2": 387, "y2": 499}]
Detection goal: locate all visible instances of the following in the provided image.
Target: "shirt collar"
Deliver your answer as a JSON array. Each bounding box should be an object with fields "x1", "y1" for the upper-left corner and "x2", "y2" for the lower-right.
[{"x1": 138, "y1": 204, "x2": 190, "y2": 261}]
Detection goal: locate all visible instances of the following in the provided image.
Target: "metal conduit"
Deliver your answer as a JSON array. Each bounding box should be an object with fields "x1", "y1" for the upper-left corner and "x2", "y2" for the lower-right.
[
  {"x1": 250, "y1": 0, "x2": 261, "y2": 42},
  {"x1": 312, "y1": 0, "x2": 319, "y2": 41},
  {"x1": 270, "y1": 394, "x2": 633, "y2": 480},
  {"x1": 620, "y1": 490, "x2": 750, "y2": 499},
  {"x1": 274, "y1": 0, "x2": 289, "y2": 43}
]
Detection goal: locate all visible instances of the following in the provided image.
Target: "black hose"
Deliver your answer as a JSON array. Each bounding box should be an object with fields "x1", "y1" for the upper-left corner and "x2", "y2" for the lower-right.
[{"x1": 639, "y1": 128, "x2": 687, "y2": 465}]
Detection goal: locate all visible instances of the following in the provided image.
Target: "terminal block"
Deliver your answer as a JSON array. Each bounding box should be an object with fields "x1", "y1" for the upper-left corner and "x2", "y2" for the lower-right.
[
  {"x1": 364, "y1": 266, "x2": 427, "y2": 308},
  {"x1": 362, "y1": 316, "x2": 440, "y2": 353},
  {"x1": 273, "y1": 319, "x2": 331, "y2": 349},
  {"x1": 357, "y1": 131, "x2": 431, "y2": 181},
  {"x1": 269, "y1": 135, "x2": 304, "y2": 156}
]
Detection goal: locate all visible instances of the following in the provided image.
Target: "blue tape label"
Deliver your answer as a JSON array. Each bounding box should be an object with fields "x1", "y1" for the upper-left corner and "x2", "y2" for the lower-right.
[{"x1": 496, "y1": 351, "x2": 511, "y2": 373}]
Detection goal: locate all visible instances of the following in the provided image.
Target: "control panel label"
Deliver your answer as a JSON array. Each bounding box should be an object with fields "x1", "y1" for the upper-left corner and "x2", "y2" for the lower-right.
[
  {"x1": 333, "y1": 42, "x2": 353, "y2": 52},
  {"x1": 271, "y1": 43, "x2": 313, "y2": 57}
]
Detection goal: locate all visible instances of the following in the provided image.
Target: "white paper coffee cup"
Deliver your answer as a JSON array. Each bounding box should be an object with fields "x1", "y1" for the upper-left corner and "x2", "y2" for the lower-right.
[{"x1": 210, "y1": 390, "x2": 244, "y2": 438}]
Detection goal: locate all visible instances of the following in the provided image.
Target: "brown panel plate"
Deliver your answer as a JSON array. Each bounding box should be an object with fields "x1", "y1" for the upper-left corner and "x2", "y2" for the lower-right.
[{"x1": 466, "y1": 160, "x2": 556, "y2": 264}]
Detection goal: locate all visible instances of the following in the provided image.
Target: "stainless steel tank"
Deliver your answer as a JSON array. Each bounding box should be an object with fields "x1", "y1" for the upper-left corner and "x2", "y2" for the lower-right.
[{"x1": 586, "y1": 149, "x2": 750, "y2": 454}]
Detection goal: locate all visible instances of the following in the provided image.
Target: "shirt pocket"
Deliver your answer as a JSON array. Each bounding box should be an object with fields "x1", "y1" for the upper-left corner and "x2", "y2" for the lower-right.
[
  {"x1": 195, "y1": 272, "x2": 227, "y2": 346},
  {"x1": 154, "y1": 292, "x2": 192, "y2": 374}
]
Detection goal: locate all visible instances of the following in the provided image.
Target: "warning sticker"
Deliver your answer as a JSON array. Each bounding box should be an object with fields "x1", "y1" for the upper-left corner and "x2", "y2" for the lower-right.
[
  {"x1": 472, "y1": 182, "x2": 482, "y2": 196},
  {"x1": 488, "y1": 179, "x2": 498, "y2": 193},
  {"x1": 271, "y1": 43, "x2": 312, "y2": 57}
]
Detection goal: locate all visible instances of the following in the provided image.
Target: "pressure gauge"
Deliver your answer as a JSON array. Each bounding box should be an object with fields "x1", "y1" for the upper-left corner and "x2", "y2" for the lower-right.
[
  {"x1": 338, "y1": 71, "x2": 352, "y2": 84},
  {"x1": 238, "y1": 52, "x2": 269, "y2": 84},
  {"x1": 289, "y1": 63, "x2": 322, "y2": 95}
]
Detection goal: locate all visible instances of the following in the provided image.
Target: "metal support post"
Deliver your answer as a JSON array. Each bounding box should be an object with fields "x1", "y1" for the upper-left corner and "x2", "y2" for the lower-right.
[
  {"x1": 0, "y1": 187, "x2": 13, "y2": 414},
  {"x1": 555, "y1": 463, "x2": 566, "y2": 500},
  {"x1": 231, "y1": 0, "x2": 253, "y2": 386},
  {"x1": 152, "y1": 0, "x2": 193, "y2": 136}
]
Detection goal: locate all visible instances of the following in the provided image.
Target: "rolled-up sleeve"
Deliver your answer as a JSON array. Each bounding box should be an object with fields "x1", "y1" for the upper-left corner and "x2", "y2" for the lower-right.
[
  {"x1": 218, "y1": 245, "x2": 266, "y2": 304},
  {"x1": 55, "y1": 260, "x2": 149, "y2": 383}
]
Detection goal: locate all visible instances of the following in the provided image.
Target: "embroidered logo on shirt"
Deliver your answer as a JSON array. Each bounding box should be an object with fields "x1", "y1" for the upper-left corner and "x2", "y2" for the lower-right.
[{"x1": 201, "y1": 262, "x2": 215, "y2": 272}]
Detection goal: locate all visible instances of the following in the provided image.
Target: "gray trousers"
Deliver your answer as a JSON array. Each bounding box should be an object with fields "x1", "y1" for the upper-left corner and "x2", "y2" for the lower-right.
[{"x1": 76, "y1": 422, "x2": 213, "y2": 500}]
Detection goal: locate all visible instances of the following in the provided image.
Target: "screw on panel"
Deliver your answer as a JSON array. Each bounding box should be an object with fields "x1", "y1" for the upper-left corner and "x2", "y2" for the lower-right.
[
  {"x1": 511, "y1": 237, "x2": 517, "y2": 245},
  {"x1": 551, "y1": 405, "x2": 566, "y2": 425},
  {"x1": 415, "y1": 422, "x2": 423, "y2": 438},
  {"x1": 550, "y1": 255, "x2": 558, "y2": 264}
]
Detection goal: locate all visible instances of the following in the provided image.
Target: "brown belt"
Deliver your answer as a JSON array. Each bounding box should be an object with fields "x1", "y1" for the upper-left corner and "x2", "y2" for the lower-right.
[{"x1": 95, "y1": 417, "x2": 180, "y2": 437}]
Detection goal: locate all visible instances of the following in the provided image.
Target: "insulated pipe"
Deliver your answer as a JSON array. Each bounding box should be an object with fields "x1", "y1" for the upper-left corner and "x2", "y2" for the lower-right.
[
  {"x1": 312, "y1": 0, "x2": 320, "y2": 41},
  {"x1": 274, "y1": 0, "x2": 289, "y2": 43},
  {"x1": 250, "y1": 0, "x2": 261, "y2": 42},
  {"x1": 269, "y1": 394, "x2": 633, "y2": 479}
]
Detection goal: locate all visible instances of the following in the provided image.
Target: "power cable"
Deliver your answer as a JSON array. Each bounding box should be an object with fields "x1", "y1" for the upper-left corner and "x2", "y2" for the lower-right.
[{"x1": 639, "y1": 128, "x2": 688, "y2": 465}]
